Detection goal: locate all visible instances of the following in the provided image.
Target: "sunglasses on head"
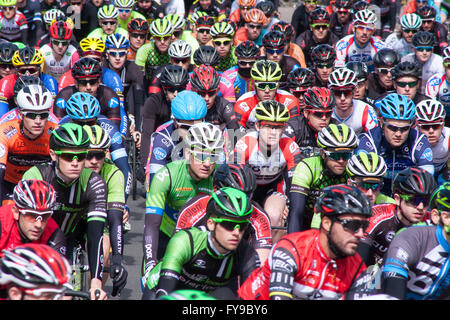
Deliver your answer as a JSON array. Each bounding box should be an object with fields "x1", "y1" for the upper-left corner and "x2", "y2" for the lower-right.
[
  {"x1": 324, "y1": 151, "x2": 353, "y2": 161},
  {"x1": 190, "y1": 149, "x2": 221, "y2": 163},
  {"x1": 213, "y1": 39, "x2": 231, "y2": 46},
  {"x1": 247, "y1": 24, "x2": 262, "y2": 30},
  {"x1": 265, "y1": 47, "x2": 284, "y2": 55},
  {"x1": 54, "y1": 150, "x2": 88, "y2": 162},
  {"x1": 399, "y1": 194, "x2": 428, "y2": 207},
  {"x1": 86, "y1": 150, "x2": 106, "y2": 160},
  {"x1": 211, "y1": 217, "x2": 250, "y2": 232},
  {"x1": 418, "y1": 122, "x2": 443, "y2": 131},
  {"x1": 77, "y1": 78, "x2": 99, "y2": 86},
  {"x1": 415, "y1": 46, "x2": 433, "y2": 52},
  {"x1": 333, "y1": 217, "x2": 369, "y2": 233},
  {"x1": 22, "y1": 111, "x2": 50, "y2": 120},
  {"x1": 130, "y1": 32, "x2": 147, "y2": 39},
  {"x1": 195, "y1": 89, "x2": 218, "y2": 97},
  {"x1": 385, "y1": 123, "x2": 411, "y2": 133},
  {"x1": 307, "y1": 109, "x2": 332, "y2": 118},
  {"x1": 255, "y1": 82, "x2": 278, "y2": 91},
  {"x1": 396, "y1": 80, "x2": 418, "y2": 88},
  {"x1": 52, "y1": 39, "x2": 69, "y2": 46},
  {"x1": 101, "y1": 20, "x2": 117, "y2": 26},
  {"x1": 377, "y1": 67, "x2": 394, "y2": 74},
  {"x1": 19, "y1": 209, "x2": 53, "y2": 222}
]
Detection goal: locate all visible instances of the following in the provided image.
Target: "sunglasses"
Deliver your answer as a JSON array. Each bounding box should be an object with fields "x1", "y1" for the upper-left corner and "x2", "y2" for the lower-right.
[
  {"x1": 402, "y1": 29, "x2": 418, "y2": 34},
  {"x1": 337, "y1": 9, "x2": 350, "y2": 14},
  {"x1": 265, "y1": 47, "x2": 284, "y2": 55},
  {"x1": 399, "y1": 194, "x2": 429, "y2": 207},
  {"x1": 1, "y1": 6, "x2": 15, "y2": 10},
  {"x1": 108, "y1": 51, "x2": 127, "y2": 58},
  {"x1": 415, "y1": 46, "x2": 433, "y2": 52},
  {"x1": 307, "y1": 109, "x2": 332, "y2": 119},
  {"x1": 422, "y1": 19, "x2": 434, "y2": 24},
  {"x1": 239, "y1": 5, "x2": 253, "y2": 10},
  {"x1": 190, "y1": 150, "x2": 221, "y2": 163},
  {"x1": 354, "y1": 181, "x2": 383, "y2": 191},
  {"x1": 196, "y1": 89, "x2": 218, "y2": 97},
  {"x1": 255, "y1": 82, "x2": 278, "y2": 91},
  {"x1": 130, "y1": 33, "x2": 147, "y2": 39},
  {"x1": 334, "y1": 217, "x2": 369, "y2": 233},
  {"x1": 154, "y1": 35, "x2": 172, "y2": 41},
  {"x1": 164, "y1": 86, "x2": 184, "y2": 93},
  {"x1": 396, "y1": 80, "x2": 418, "y2": 88},
  {"x1": 70, "y1": 1, "x2": 82, "y2": 5},
  {"x1": 316, "y1": 62, "x2": 334, "y2": 69},
  {"x1": 247, "y1": 24, "x2": 262, "y2": 30},
  {"x1": 333, "y1": 89, "x2": 353, "y2": 97},
  {"x1": 172, "y1": 57, "x2": 190, "y2": 64},
  {"x1": 213, "y1": 39, "x2": 231, "y2": 46},
  {"x1": 356, "y1": 25, "x2": 375, "y2": 32},
  {"x1": 260, "y1": 122, "x2": 286, "y2": 129},
  {"x1": 22, "y1": 112, "x2": 50, "y2": 120},
  {"x1": 118, "y1": 8, "x2": 132, "y2": 13},
  {"x1": 197, "y1": 28, "x2": 211, "y2": 34},
  {"x1": 418, "y1": 122, "x2": 443, "y2": 131},
  {"x1": 311, "y1": 24, "x2": 329, "y2": 30},
  {"x1": 304, "y1": 0, "x2": 317, "y2": 4},
  {"x1": 77, "y1": 78, "x2": 99, "y2": 86},
  {"x1": 17, "y1": 67, "x2": 39, "y2": 75},
  {"x1": 101, "y1": 20, "x2": 117, "y2": 26},
  {"x1": 52, "y1": 39, "x2": 69, "y2": 46},
  {"x1": 385, "y1": 123, "x2": 411, "y2": 133},
  {"x1": 237, "y1": 60, "x2": 255, "y2": 66},
  {"x1": 324, "y1": 151, "x2": 353, "y2": 161},
  {"x1": 19, "y1": 209, "x2": 53, "y2": 222},
  {"x1": 54, "y1": 150, "x2": 88, "y2": 162},
  {"x1": 86, "y1": 150, "x2": 106, "y2": 160},
  {"x1": 211, "y1": 217, "x2": 250, "y2": 232},
  {"x1": 377, "y1": 67, "x2": 394, "y2": 74}
]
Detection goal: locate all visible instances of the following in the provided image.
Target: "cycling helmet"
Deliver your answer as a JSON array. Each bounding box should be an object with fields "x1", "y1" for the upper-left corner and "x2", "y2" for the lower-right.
[
  {"x1": 97, "y1": 4, "x2": 119, "y2": 19},
  {"x1": 416, "y1": 99, "x2": 446, "y2": 122},
  {"x1": 159, "y1": 290, "x2": 216, "y2": 300},
  {"x1": 17, "y1": 85, "x2": 52, "y2": 112},
  {"x1": 13, "y1": 179, "x2": 56, "y2": 211},
  {"x1": 378, "y1": 93, "x2": 416, "y2": 121},
  {"x1": 191, "y1": 64, "x2": 220, "y2": 91},
  {"x1": 83, "y1": 124, "x2": 111, "y2": 150},
  {"x1": 49, "y1": 20, "x2": 73, "y2": 40},
  {"x1": 328, "y1": 67, "x2": 357, "y2": 89},
  {"x1": 250, "y1": 60, "x2": 282, "y2": 82},
  {"x1": 165, "y1": 14, "x2": 186, "y2": 30},
  {"x1": 185, "y1": 122, "x2": 225, "y2": 152},
  {"x1": 315, "y1": 184, "x2": 372, "y2": 217},
  {"x1": 271, "y1": 21, "x2": 295, "y2": 41},
  {"x1": 353, "y1": 8, "x2": 377, "y2": 25},
  {"x1": 150, "y1": 18, "x2": 174, "y2": 37},
  {"x1": 168, "y1": 40, "x2": 192, "y2": 59},
  {"x1": 429, "y1": 182, "x2": 450, "y2": 211},
  {"x1": 12, "y1": 47, "x2": 44, "y2": 67},
  {"x1": 304, "y1": 87, "x2": 335, "y2": 110},
  {"x1": 79, "y1": 37, "x2": 106, "y2": 54},
  {"x1": 238, "y1": 0, "x2": 256, "y2": 7},
  {"x1": 412, "y1": 31, "x2": 435, "y2": 47},
  {"x1": 171, "y1": 90, "x2": 207, "y2": 120},
  {"x1": 193, "y1": 45, "x2": 221, "y2": 67},
  {"x1": 244, "y1": 8, "x2": 266, "y2": 24},
  {"x1": 206, "y1": 187, "x2": 253, "y2": 221},
  {"x1": 105, "y1": 33, "x2": 130, "y2": 50},
  {"x1": 393, "y1": 167, "x2": 437, "y2": 196},
  {"x1": 287, "y1": 68, "x2": 315, "y2": 89},
  {"x1": 0, "y1": 42, "x2": 18, "y2": 64},
  {"x1": 417, "y1": 5, "x2": 437, "y2": 20},
  {"x1": 43, "y1": 9, "x2": 65, "y2": 26},
  {"x1": 0, "y1": 0, "x2": 17, "y2": 6},
  {"x1": 352, "y1": 0, "x2": 369, "y2": 13},
  {"x1": 189, "y1": 11, "x2": 208, "y2": 24},
  {"x1": 345, "y1": 61, "x2": 369, "y2": 82},
  {"x1": 347, "y1": 152, "x2": 387, "y2": 178},
  {"x1": 373, "y1": 48, "x2": 400, "y2": 68},
  {"x1": 196, "y1": 15, "x2": 215, "y2": 28},
  {"x1": 335, "y1": 0, "x2": 352, "y2": 9},
  {"x1": 0, "y1": 244, "x2": 71, "y2": 289},
  {"x1": 256, "y1": 1, "x2": 275, "y2": 17},
  {"x1": 160, "y1": 65, "x2": 189, "y2": 88},
  {"x1": 390, "y1": 61, "x2": 421, "y2": 80},
  {"x1": 400, "y1": 13, "x2": 422, "y2": 30},
  {"x1": 262, "y1": 30, "x2": 286, "y2": 49},
  {"x1": 66, "y1": 92, "x2": 101, "y2": 120},
  {"x1": 71, "y1": 57, "x2": 102, "y2": 79},
  {"x1": 128, "y1": 18, "x2": 149, "y2": 33},
  {"x1": 13, "y1": 76, "x2": 44, "y2": 96},
  {"x1": 443, "y1": 46, "x2": 450, "y2": 61},
  {"x1": 213, "y1": 163, "x2": 257, "y2": 195},
  {"x1": 254, "y1": 100, "x2": 290, "y2": 123},
  {"x1": 114, "y1": 0, "x2": 134, "y2": 8},
  {"x1": 235, "y1": 40, "x2": 260, "y2": 58},
  {"x1": 49, "y1": 123, "x2": 90, "y2": 150},
  {"x1": 311, "y1": 44, "x2": 336, "y2": 65},
  {"x1": 317, "y1": 123, "x2": 358, "y2": 149},
  {"x1": 309, "y1": 7, "x2": 330, "y2": 24},
  {"x1": 210, "y1": 21, "x2": 235, "y2": 38}
]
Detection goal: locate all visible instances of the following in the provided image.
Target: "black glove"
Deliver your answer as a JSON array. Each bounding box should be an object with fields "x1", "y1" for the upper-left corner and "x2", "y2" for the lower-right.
[{"x1": 111, "y1": 255, "x2": 128, "y2": 297}]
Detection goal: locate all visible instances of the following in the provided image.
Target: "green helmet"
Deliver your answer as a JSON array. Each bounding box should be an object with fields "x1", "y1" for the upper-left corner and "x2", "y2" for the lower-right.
[
  {"x1": 254, "y1": 100, "x2": 290, "y2": 123},
  {"x1": 114, "y1": 0, "x2": 135, "y2": 8},
  {"x1": 430, "y1": 182, "x2": 450, "y2": 212},
  {"x1": 49, "y1": 123, "x2": 90, "y2": 150},
  {"x1": 150, "y1": 18, "x2": 174, "y2": 37},
  {"x1": 165, "y1": 14, "x2": 186, "y2": 30},
  {"x1": 206, "y1": 187, "x2": 253, "y2": 221},
  {"x1": 158, "y1": 290, "x2": 216, "y2": 300},
  {"x1": 0, "y1": 0, "x2": 17, "y2": 6},
  {"x1": 317, "y1": 123, "x2": 357, "y2": 150},
  {"x1": 97, "y1": 4, "x2": 119, "y2": 19},
  {"x1": 210, "y1": 21, "x2": 235, "y2": 38},
  {"x1": 83, "y1": 125, "x2": 111, "y2": 150},
  {"x1": 250, "y1": 60, "x2": 282, "y2": 82},
  {"x1": 346, "y1": 152, "x2": 387, "y2": 178}
]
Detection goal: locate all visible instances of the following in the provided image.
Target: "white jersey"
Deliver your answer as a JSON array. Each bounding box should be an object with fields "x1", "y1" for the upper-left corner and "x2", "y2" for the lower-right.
[
  {"x1": 384, "y1": 34, "x2": 414, "y2": 58},
  {"x1": 41, "y1": 44, "x2": 79, "y2": 81},
  {"x1": 430, "y1": 126, "x2": 450, "y2": 172},
  {"x1": 402, "y1": 53, "x2": 444, "y2": 95},
  {"x1": 332, "y1": 99, "x2": 378, "y2": 135}
]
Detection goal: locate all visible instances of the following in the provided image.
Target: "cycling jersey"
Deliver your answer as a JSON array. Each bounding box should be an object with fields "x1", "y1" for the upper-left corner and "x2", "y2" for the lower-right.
[
  {"x1": 234, "y1": 28, "x2": 267, "y2": 48},
  {"x1": 185, "y1": 71, "x2": 236, "y2": 103},
  {"x1": 135, "y1": 41, "x2": 170, "y2": 70},
  {"x1": 357, "y1": 126, "x2": 435, "y2": 195},
  {"x1": 117, "y1": 11, "x2": 146, "y2": 31},
  {"x1": 0, "y1": 204, "x2": 66, "y2": 256},
  {"x1": 366, "y1": 73, "x2": 396, "y2": 104},
  {"x1": 295, "y1": 30, "x2": 339, "y2": 68},
  {"x1": 237, "y1": 229, "x2": 366, "y2": 300},
  {"x1": 22, "y1": 162, "x2": 107, "y2": 280},
  {"x1": 175, "y1": 194, "x2": 272, "y2": 250},
  {"x1": 286, "y1": 43, "x2": 307, "y2": 68},
  {"x1": 382, "y1": 225, "x2": 450, "y2": 300},
  {"x1": 216, "y1": 47, "x2": 238, "y2": 72},
  {"x1": 329, "y1": 12, "x2": 353, "y2": 40},
  {"x1": 222, "y1": 66, "x2": 255, "y2": 101},
  {"x1": 40, "y1": 43, "x2": 79, "y2": 81},
  {"x1": 332, "y1": 99, "x2": 378, "y2": 135},
  {"x1": 425, "y1": 73, "x2": 450, "y2": 123},
  {"x1": 0, "y1": 11, "x2": 28, "y2": 42},
  {"x1": 401, "y1": 53, "x2": 444, "y2": 95},
  {"x1": 87, "y1": 27, "x2": 129, "y2": 43},
  {"x1": 384, "y1": 34, "x2": 414, "y2": 58},
  {"x1": 428, "y1": 126, "x2": 450, "y2": 174},
  {"x1": 106, "y1": 60, "x2": 144, "y2": 107},
  {"x1": 335, "y1": 34, "x2": 385, "y2": 72}
]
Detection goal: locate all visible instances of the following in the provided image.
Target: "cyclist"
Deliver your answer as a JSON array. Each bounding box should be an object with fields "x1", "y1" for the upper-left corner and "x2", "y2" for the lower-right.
[
  {"x1": 0, "y1": 179, "x2": 65, "y2": 254},
  {"x1": 310, "y1": 44, "x2": 335, "y2": 88},
  {"x1": 257, "y1": 1, "x2": 279, "y2": 32},
  {"x1": 142, "y1": 122, "x2": 223, "y2": 287},
  {"x1": 295, "y1": 7, "x2": 339, "y2": 68},
  {"x1": 329, "y1": 0, "x2": 353, "y2": 39},
  {"x1": 291, "y1": 0, "x2": 318, "y2": 37},
  {"x1": 210, "y1": 21, "x2": 237, "y2": 72},
  {"x1": 385, "y1": 13, "x2": 422, "y2": 58},
  {"x1": 175, "y1": 163, "x2": 272, "y2": 264},
  {"x1": 83, "y1": 124, "x2": 128, "y2": 297},
  {"x1": 133, "y1": 0, "x2": 165, "y2": 23},
  {"x1": 114, "y1": 0, "x2": 146, "y2": 31},
  {"x1": 189, "y1": 0, "x2": 225, "y2": 22},
  {"x1": 0, "y1": 243, "x2": 72, "y2": 300},
  {"x1": 381, "y1": 182, "x2": 450, "y2": 300},
  {"x1": 357, "y1": 167, "x2": 436, "y2": 267},
  {"x1": 192, "y1": 15, "x2": 214, "y2": 48},
  {"x1": 87, "y1": 4, "x2": 129, "y2": 42},
  {"x1": 127, "y1": 18, "x2": 150, "y2": 62},
  {"x1": 345, "y1": 61, "x2": 371, "y2": 105},
  {"x1": 416, "y1": 5, "x2": 448, "y2": 55},
  {"x1": 271, "y1": 21, "x2": 306, "y2": 68},
  {"x1": 288, "y1": 123, "x2": 357, "y2": 233},
  {"x1": 230, "y1": 0, "x2": 255, "y2": 29},
  {"x1": 389, "y1": 60, "x2": 427, "y2": 106},
  {"x1": 0, "y1": 42, "x2": 17, "y2": 79},
  {"x1": 238, "y1": 184, "x2": 370, "y2": 300},
  {"x1": 335, "y1": 9, "x2": 385, "y2": 72},
  {"x1": 0, "y1": 85, "x2": 56, "y2": 203},
  {"x1": 357, "y1": 93, "x2": 434, "y2": 196},
  {"x1": 17, "y1": 0, "x2": 44, "y2": 47},
  {"x1": 22, "y1": 123, "x2": 108, "y2": 300},
  {"x1": 284, "y1": 67, "x2": 316, "y2": 110},
  {"x1": 37, "y1": 8, "x2": 67, "y2": 47},
  {"x1": 401, "y1": 30, "x2": 444, "y2": 95},
  {"x1": 0, "y1": 0, "x2": 28, "y2": 43},
  {"x1": 234, "y1": 8, "x2": 266, "y2": 48},
  {"x1": 61, "y1": 0, "x2": 98, "y2": 41},
  {"x1": 40, "y1": 20, "x2": 79, "y2": 81},
  {"x1": 145, "y1": 187, "x2": 259, "y2": 300},
  {"x1": 234, "y1": 100, "x2": 301, "y2": 243},
  {"x1": 328, "y1": 67, "x2": 378, "y2": 135}
]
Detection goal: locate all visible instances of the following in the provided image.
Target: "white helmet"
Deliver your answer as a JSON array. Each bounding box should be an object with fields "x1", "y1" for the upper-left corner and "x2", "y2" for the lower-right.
[
  {"x1": 400, "y1": 13, "x2": 422, "y2": 30},
  {"x1": 185, "y1": 122, "x2": 225, "y2": 152},
  {"x1": 416, "y1": 99, "x2": 446, "y2": 122},
  {"x1": 354, "y1": 8, "x2": 377, "y2": 25},
  {"x1": 328, "y1": 67, "x2": 357, "y2": 89},
  {"x1": 443, "y1": 46, "x2": 450, "y2": 61},
  {"x1": 43, "y1": 9, "x2": 65, "y2": 26},
  {"x1": 168, "y1": 40, "x2": 192, "y2": 59},
  {"x1": 17, "y1": 85, "x2": 53, "y2": 112},
  {"x1": 97, "y1": 4, "x2": 119, "y2": 20}
]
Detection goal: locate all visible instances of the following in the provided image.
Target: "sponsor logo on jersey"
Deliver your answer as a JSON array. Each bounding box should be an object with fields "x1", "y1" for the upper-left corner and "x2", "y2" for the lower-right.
[
  {"x1": 336, "y1": 40, "x2": 349, "y2": 51},
  {"x1": 153, "y1": 147, "x2": 167, "y2": 160},
  {"x1": 428, "y1": 77, "x2": 442, "y2": 87},
  {"x1": 421, "y1": 148, "x2": 433, "y2": 161}
]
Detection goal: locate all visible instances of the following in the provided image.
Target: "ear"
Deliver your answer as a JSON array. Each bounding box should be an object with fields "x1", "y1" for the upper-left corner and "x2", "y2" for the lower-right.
[
  {"x1": 254, "y1": 122, "x2": 260, "y2": 132},
  {"x1": 8, "y1": 286, "x2": 23, "y2": 300},
  {"x1": 430, "y1": 208, "x2": 441, "y2": 225},
  {"x1": 49, "y1": 149, "x2": 58, "y2": 162},
  {"x1": 321, "y1": 215, "x2": 332, "y2": 232},
  {"x1": 12, "y1": 205, "x2": 19, "y2": 221},
  {"x1": 394, "y1": 193, "x2": 401, "y2": 206},
  {"x1": 184, "y1": 147, "x2": 190, "y2": 160},
  {"x1": 206, "y1": 218, "x2": 216, "y2": 232}
]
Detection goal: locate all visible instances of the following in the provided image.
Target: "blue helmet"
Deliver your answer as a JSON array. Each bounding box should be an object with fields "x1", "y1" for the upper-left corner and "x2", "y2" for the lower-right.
[
  {"x1": 105, "y1": 33, "x2": 130, "y2": 50},
  {"x1": 378, "y1": 93, "x2": 416, "y2": 121},
  {"x1": 66, "y1": 92, "x2": 101, "y2": 120},
  {"x1": 171, "y1": 91, "x2": 207, "y2": 120}
]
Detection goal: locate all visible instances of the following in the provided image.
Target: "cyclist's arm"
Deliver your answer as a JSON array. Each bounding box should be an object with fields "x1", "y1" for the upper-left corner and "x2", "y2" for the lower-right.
[
  {"x1": 288, "y1": 160, "x2": 313, "y2": 233},
  {"x1": 268, "y1": 241, "x2": 298, "y2": 300},
  {"x1": 46, "y1": 219, "x2": 67, "y2": 257}
]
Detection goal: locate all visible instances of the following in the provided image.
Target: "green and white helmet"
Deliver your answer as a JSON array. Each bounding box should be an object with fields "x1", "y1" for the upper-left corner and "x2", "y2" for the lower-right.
[
  {"x1": 150, "y1": 18, "x2": 174, "y2": 37},
  {"x1": 97, "y1": 4, "x2": 119, "y2": 19},
  {"x1": 317, "y1": 123, "x2": 357, "y2": 150},
  {"x1": 347, "y1": 152, "x2": 387, "y2": 178},
  {"x1": 165, "y1": 14, "x2": 186, "y2": 30},
  {"x1": 400, "y1": 13, "x2": 422, "y2": 30},
  {"x1": 210, "y1": 21, "x2": 235, "y2": 38},
  {"x1": 114, "y1": 0, "x2": 135, "y2": 8}
]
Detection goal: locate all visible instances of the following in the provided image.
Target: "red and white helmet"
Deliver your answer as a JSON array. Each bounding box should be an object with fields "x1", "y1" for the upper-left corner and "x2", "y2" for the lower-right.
[
  {"x1": 13, "y1": 179, "x2": 56, "y2": 212},
  {"x1": 353, "y1": 8, "x2": 377, "y2": 26},
  {"x1": 416, "y1": 99, "x2": 446, "y2": 122}
]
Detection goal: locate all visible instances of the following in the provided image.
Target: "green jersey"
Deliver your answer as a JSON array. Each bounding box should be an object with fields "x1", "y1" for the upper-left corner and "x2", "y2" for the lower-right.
[
  {"x1": 101, "y1": 158, "x2": 125, "y2": 212},
  {"x1": 87, "y1": 26, "x2": 129, "y2": 43},
  {"x1": 117, "y1": 11, "x2": 146, "y2": 30},
  {"x1": 216, "y1": 46, "x2": 237, "y2": 72},
  {"x1": 135, "y1": 41, "x2": 170, "y2": 71}
]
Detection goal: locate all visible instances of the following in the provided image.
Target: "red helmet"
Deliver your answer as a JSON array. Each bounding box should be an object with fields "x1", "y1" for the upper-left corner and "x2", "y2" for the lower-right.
[
  {"x1": 127, "y1": 18, "x2": 149, "y2": 33},
  {"x1": 190, "y1": 64, "x2": 220, "y2": 91},
  {"x1": 13, "y1": 179, "x2": 56, "y2": 211},
  {"x1": 304, "y1": 87, "x2": 335, "y2": 110},
  {"x1": 49, "y1": 20, "x2": 73, "y2": 40}
]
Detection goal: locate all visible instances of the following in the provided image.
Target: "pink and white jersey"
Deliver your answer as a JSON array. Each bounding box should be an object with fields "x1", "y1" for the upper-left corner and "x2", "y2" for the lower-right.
[
  {"x1": 425, "y1": 73, "x2": 450, "y2": 107},
  {"x1": 41, "y1": 44, "x2": 79, "y2": 81},
  {"x1": 0, "y1": 11, "x2": 27, "y2": 41},
  {"x1": 332, "y1": 99, "x2": 378, "y2": 135}
]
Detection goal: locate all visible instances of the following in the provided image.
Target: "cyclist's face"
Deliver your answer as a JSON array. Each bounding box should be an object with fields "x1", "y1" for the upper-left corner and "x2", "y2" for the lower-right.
[
  {"x1": 154, "y1": 35, "x2": 172, "y2": 53},
  {"x1": 107, "y1": 49, "x2": 127, "y2": 70},
  {"x1": 304, "y1": 109, "x2": 331, "y2": 132},
  {"x1": 315, "y1": 65, "x2": 333, "y2": 83},
  {"x1": 129, "y1": 33, "x2": 147, "y2": 51},
  {"x1": 213, "y1": 38, "x2": 232, "y2": 57},
  {"x1": 76, "y1": 77, "x2": 100, "y2": 95},
  {"x1": 394, "y1": 76, "x2": 419, "y2": 100},
  {"x1": 336, "y1": 8, "x2": 350, "y2": 23},
  {"x1": 396, "y1": 194, "x2": 428, "y2": 225},
  {"x1": 265, "y1": 48, "x2": 284, "y2": 64},
  {"x1": 333, "y1": 89, "x2": 353, "y2": 112},
  {"x1": 414, "y1": 47, "x2": 432, "y2": 63},
  {"x1": 186, "y1": 149, "x2": 216, "y2": 181},
  {"x1": 311, "y1": 24, "x2": 329, "y2": 42},
  {"x1": 256, "y1": 122, "x2": 285, "y2": 151},
  {"x1": 376, "y1": 67, "x2": 394, "y2": 88},
  {"x1": 382, "y1": 118, "x2": 411, "y2": 148},
  {"x1": 1, "y1": 6, "x2": 16, "y2": 19},
  {"x1": 51, "y1": 39, "x2": 70, "y2": 56},
  {"x1": 246, "y1": 23, "x2": 263, "y2": 41},
  {"x1": 207, "y1": 218, "x2": 246, "y2": 253},
  {"x1": 100, "y1": 19, "x2": 118, "y2": 35},
  {"x1": 0, "y1": 63, "x2": 15, "y2": 78},
  {"x1": 354, "y1": 25, "x2": 375, "y2": 46},
  {"x1": 322, "y1": 150, "x2": 349, "y2": 175},
  {"x1": 84, "y1": 151, "x2": 106, "y2": 173},
  {"x1": 50, "y1": 148, "x2": 86, "y2": 182},
  {"x1": 417, "y1": 121, "x2": 444, "y2": 147},
  {"x1": 20, "y1": 110, "x2": 48, "y2": 138},
  {"x1": 196, "y1": 27, "x2": 211, "y2": 45},
  {"x1": 199, "y1": 0, "x2": 211, "y2": 9},
  {"x1": 13, "y1": 206, "x2": 50, "y2": 241},
  {"x1": 118, "y1": 7, "x2": 132, "y2": 20},
  {"x1": 353, "y1": 81, "x2": 368, "y2": 100},
  {"x1": 138, "y1": 0, "x2": 152, "y2": 10},
  {"x1": 255, "y1": 82, "x2": 278, "y2": 101},
  {"x1": 8, "y1": 284, "x2": 65, "y2": 300}
]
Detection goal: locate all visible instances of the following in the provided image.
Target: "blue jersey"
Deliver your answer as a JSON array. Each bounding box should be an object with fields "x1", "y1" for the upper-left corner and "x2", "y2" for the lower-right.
[
  {"x1": 102, "y1": 68, "x2": 127, "y2": 137},
  {"x1": 223, "y1": 66, "x2": 253, "y2": 101}
]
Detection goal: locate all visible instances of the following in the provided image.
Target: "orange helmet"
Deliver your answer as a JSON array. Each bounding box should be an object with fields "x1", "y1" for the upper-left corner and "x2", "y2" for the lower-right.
[
  {"x1": 238, "y1": 0, "x2": 255, "y2": 7},
  {"x1": 245, "y1": 8, "x2": 266, "y2": 24}
]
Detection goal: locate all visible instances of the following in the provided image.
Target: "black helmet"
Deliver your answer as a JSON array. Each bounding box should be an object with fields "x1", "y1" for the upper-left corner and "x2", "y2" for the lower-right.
[
  {"x1": 314, "y1": 184, "x2": 372, "y2": 217},
  {"x1": 213, "y1": 163, "x2": 257, "y2": 195},
  {"x1": 206, "y1": 187, "x2": 253, "y2": 221},
  {"x1": 417, "y1": 5, "x2": 437, "y2": 20},
  {"x1": 159, "y1": 65, "x2": 189, "y2": 88},
  {"x1": 193, "y1": 45, "x2": 221, "y2": 67},
  {"x1": 311, "y1": 44, "x2": 336, "y2": 65},
  {"x1": 49, "y1": 123, "x2": 90, "y2": 151},
  {"x1": 373, "y1": 48, "x2": 400, "y2": 68},
  {"x1": 262, "y1": 30, "x2": 286, "y2": 49},
  {"x1": 256, "y1": 1, "x2": 275, "y2": 17},
  {"x1": 335, "y1": 0, "x2": 352, "y2": 9},
  {"x1": 287, "y1": 67, "x2": 315, "y2": 89},
  {"x1": 13, "y1": 76, "x2": 44, "y2": 96},
  {"x1": 235, "y1": 40, "x2": 260, "y2": 59},
  {"x1": 304, "y1": 87, "x2": 335, "y2": 110},
  {"x1": 309, "y1": 7, "x2": 330, "y2": 24},
  {"x1": 412, "y1": 31, "x2": 435, "y2": 47},
  {"x1": 393, "y1": 167, "x2": 437, "y2": 196},
  {"x1": 391, "y1": 61, "x2": 421, "y2": 80},
  {"x1": 0, "y1": 42, "x2": 18, "y2": 64},
  {"x1": 352, "y1": 0, "x2": 369, "y2": 12},
  {"x1": 345, "y1": 61, "x2": 369, "y2": 82},
  {"x1": 71, "y1": 57, "x2": 102, "y2": 79},
  {"x1": 429, "y1": 182, "x2": 450, "y2": 211}
]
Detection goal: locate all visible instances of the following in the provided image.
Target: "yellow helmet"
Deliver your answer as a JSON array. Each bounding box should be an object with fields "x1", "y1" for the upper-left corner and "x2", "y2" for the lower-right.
[
  {"x1": 250, "y1": 60, "x2": 282, "y2": 82},
  {"x1": 79, "y1": 37, "x2": 106, "y2": 54},
  {"x1": 12, "y1": 47, "x2": 44, "y2": 67},
  {"x1": 0, "y1": 0, "x2": 17, "y2": 6},
  {"x1": 254, "y1": 100, "x2": 290, "y2": 123}
]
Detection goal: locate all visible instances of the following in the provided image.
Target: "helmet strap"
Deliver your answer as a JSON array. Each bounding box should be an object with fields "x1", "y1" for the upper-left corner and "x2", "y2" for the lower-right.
[{"x1": 207, "y1": 229, "x2": 231, "y2": 258}]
